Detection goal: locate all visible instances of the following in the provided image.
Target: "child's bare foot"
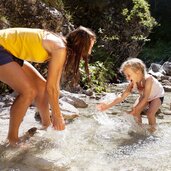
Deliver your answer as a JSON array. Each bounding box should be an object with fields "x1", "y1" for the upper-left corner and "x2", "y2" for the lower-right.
[{"x1": 148, "y1": 126, "x2": 156, "y2": 134}]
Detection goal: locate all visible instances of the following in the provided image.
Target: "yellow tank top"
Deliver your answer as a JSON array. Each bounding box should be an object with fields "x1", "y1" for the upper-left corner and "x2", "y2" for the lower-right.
[{"x1": 0, "y1": 28, "x2": 49, "y2": 63}]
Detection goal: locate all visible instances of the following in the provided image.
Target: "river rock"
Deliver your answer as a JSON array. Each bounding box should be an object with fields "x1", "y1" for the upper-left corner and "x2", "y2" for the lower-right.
[
  {"x1": 60, "y1": 90, "x2": 88, "y2": 108},
  {"x1": 162, "y1": 61, "x2": 171, "y2": 76},
  {"x1": 34, "y1": 99, "x2": 79, "y2": 123},
  {"x1": 60, "y1": 96, "x2": 88, "y2": 108},
  {"x1": 149, "y1": 63, "x2": 162, "y2": 72},
  {"x1": 163, "y1": 109, "x2": 171, "y2": 115},
  {"x1": 163, "y1": 85, "x2": 171, "y2": 92}
]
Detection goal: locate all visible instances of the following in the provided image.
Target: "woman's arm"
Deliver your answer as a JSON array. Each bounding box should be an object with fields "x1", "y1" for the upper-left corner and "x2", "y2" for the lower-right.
[
  {"x1": 46, "y1": 48, "x2": 66, "y2": 130},
  {"x1": 43, "y1": 38, "x2": 66, "y2": 130}
]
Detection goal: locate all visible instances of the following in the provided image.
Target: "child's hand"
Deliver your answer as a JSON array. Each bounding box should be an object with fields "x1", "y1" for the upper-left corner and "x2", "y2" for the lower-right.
[
  {"x1": 96, "y1": 103, "x2": 108, "y2": 111},
  {"x1": 128, "y1": 107, "x2": 136, "y2": 115}
]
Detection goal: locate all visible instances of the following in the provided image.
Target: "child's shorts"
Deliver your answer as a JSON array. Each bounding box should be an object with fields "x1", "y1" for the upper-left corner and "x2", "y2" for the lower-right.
[
  {"x1": 0, "y1": 46, "x2": 24, "y2": 66},
  {"x1": 149, "y1": 96, "x2": 164, "y2": 105},
  {"x1": 159, "y1": 96, "x2": 164, "y2": 104}
]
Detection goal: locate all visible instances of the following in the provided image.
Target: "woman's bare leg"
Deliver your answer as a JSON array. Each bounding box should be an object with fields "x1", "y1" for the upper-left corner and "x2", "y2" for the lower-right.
[
  {"x1": 0, "y1": 62, "x2": 37, "y2": 144},
  {"x1": 21, "y1": 61, "x2": 51, "y2": 128}
]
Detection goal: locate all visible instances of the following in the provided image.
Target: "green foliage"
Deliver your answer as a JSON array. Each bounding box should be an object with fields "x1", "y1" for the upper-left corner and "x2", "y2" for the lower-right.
[
  {"x1": 139, "y1": 0, "x2": 171, "y2": 65},
  {"x1": 0, "y1": 16, "x2": 9, "y2": 28},
  {"x1": 123, "y1": 0, "x2": 157, "y2": 28},
  {"x1": 41, "y1": 0, "x2": 64, "y2": 10},
  {"x1": 63, "y1": 0, "x2": 156, "y2": 88},
  {"x1": 79, "y1": 58, "x2": 118, "y2": 92},
  {"x1": 80, "y1": 61, "x2": 108, "y2": 92},
  {"x1": 91, "y1": 43, "x2": 110, "y2": 62},
  {"x1": 0, "y1": 83, "x2": 11, "y2": 95},
  {"x1": 139, "y1": 41, "x2": 171, "y2": 66},
  {"x1": 104, "y1": 57, "x2": 118, "y2": 82}
]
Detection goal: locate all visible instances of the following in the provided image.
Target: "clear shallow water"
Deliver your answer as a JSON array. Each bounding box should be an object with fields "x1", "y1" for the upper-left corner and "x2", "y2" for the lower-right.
[{"x1": 1, "y1": 95, "x2": 171, "y2": 171}]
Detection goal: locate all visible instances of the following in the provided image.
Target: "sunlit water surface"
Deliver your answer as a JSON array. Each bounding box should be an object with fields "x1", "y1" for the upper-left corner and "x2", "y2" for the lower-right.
[{"x1": 1, "y1": 94, "x2": 171, "y2": 171}]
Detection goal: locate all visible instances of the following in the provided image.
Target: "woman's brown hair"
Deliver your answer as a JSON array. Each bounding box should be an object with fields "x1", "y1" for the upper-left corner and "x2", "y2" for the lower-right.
[{"x1": 65, "y1": 26, "x2": 96, "y2": 79}]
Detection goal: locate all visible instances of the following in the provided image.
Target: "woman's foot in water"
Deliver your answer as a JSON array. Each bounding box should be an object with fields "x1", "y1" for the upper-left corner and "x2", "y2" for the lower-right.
[{"x1": 5, "y1": 127, "x2": 38, "y2": 148}]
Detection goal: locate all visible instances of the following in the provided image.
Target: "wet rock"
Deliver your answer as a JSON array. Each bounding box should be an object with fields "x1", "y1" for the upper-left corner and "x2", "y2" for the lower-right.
[
  {"x1": 148, "y1": 69, "x2": 164, "y2": 79},
  {"x1": 95, "y1": 95, "x2": 102, "y2": 100},
  {"x1": 34, "y1": 111, "x2": 41, "y2": 122},
  {"x1": 82, "y1": 89, "x2": 94, "y2": 96},
  {"x1": 162, "y1": 79, "x2": 171, "y2": 85},
  {"x1": 60, "y1": 90, "x2": 88, "y2": 108},
  {"x1": 161, "y1": 75, "x2": 171, "y2": 82},
  {"x1": 27, "y1": 127, "x2": 38, "y2": 137},
  {"x1": 163, "y1": 85, "x2": 171, "y2": 92},
  {"x1": 35, "y1": 100, "x2": 79, "y2": 123},
  {"x1": 149, "y1": 63, "x2": 162, "y2": 72},
  {"x1": 63, "y1": 113, "x2": 79, "y2": 121},
  {"x1": 35, "y1": 110, "x2": 79, "y2": 123},
  {"x1": 163, "y1": 109, "x2": 171, "y2": 115},
  {"x1": 60, "y1": 96, "x2": 88, "y2": 108},
  {"x1": 59, "y1": 100, "x2": 79, "y2": 115},
  {"x1": 162, "y1": 61, "x2": 171, "y2": 76},
  {"x1": 157, "y1": 113, "x2": 164, "y2": 119}
]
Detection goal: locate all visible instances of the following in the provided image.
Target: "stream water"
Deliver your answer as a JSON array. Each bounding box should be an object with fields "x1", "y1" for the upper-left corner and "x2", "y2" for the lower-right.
[{"x1": 1, "y1": 92, "x2": 171, "y2": 171}]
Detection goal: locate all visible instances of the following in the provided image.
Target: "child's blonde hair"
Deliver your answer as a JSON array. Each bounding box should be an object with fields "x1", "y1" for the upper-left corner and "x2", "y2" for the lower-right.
[{"x1": 120, "y1": 58, "x2": 146, "y2": 75}]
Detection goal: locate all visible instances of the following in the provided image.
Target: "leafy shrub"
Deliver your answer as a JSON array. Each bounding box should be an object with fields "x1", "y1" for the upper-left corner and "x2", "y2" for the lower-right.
[{"x1": 80, "y1": 61, "x2": 108, "y2": 92}]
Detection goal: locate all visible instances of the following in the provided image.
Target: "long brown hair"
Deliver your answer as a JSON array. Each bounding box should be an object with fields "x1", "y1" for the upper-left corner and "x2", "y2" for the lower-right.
[{"x1": 65, "y1": 26, "x2": 96, "y2": 78}]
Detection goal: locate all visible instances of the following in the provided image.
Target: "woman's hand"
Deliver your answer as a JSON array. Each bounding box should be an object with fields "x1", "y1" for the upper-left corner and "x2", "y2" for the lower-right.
[
  {"x1": 96, "y1": 103, "x2": 108, "y2": 111},
  {"x1": 52, "y1": 115, "x2": 65, "y2": 130}
]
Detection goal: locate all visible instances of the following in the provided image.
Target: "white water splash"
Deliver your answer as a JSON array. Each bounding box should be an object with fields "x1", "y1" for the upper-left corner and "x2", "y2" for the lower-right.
[
  {"x1": 93, "y1": 110, "x2": 149, "y2": 135},
  {"x1": 1, "y1": 97, "x2": 171, "y2": 171},
  {"x1": 100, "y1": 93, "x2": 117, "y2": 103}
]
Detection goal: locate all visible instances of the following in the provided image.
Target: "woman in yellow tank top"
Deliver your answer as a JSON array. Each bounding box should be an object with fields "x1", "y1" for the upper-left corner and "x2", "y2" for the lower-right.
[{"x1": 0, "y1": 26, "x2": 96, "y2": 146}]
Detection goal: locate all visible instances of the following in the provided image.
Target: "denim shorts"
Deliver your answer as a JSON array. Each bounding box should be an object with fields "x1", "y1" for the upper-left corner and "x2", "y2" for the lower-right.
[{"x1": 0, "y1": 46, "x2": 24, "y2": 66}]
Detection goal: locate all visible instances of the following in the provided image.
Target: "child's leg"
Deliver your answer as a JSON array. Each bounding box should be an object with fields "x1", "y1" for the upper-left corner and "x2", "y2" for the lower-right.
[
  {"x1": 132, "y1": 96, "x2": 147, "y2": 124},
  {"x1": 146, "y1": 98, "x2": 162, "y2": 129}
]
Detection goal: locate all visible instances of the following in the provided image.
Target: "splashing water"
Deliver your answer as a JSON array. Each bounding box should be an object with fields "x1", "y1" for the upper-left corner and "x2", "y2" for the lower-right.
[
  {"x1": 1, "y1": 97, "x2": 171, "y2": 171},
  {"x1": 100, "y1": 93, "x2": 117, "y2": 103}
]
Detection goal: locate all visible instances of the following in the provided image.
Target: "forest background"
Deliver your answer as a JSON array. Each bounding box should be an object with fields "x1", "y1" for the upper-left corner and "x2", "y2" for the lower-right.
[{"x1": 0, "y1": 0, "x2": 170, "y2": 93}]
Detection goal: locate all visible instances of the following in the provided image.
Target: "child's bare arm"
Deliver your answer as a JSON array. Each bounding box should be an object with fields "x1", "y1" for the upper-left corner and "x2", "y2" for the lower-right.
[
  {"x1": 130, "y1": 76, "x2": 153, "y2": 115},
  {"x1": 97, "y1": 83, "x2": 133, "y2": 111}
]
